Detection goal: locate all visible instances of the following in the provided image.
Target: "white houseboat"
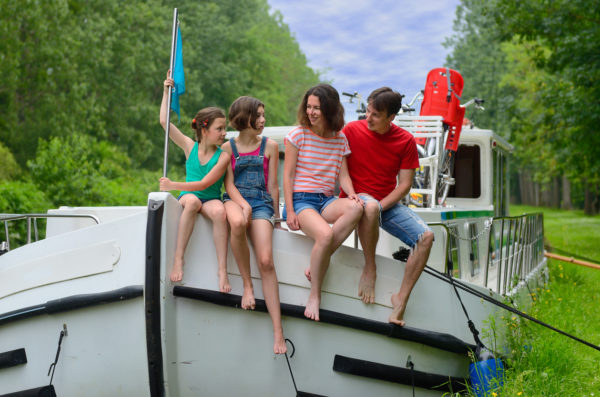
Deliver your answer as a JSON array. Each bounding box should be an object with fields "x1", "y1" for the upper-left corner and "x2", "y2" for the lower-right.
[{"x1": 0, "y1": 116, "x2": 546, "y2": 396}]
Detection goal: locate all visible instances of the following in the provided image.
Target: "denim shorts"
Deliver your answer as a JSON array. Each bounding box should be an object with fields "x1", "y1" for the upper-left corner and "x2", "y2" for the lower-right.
[
  {"x1": 358, "y1": 193, "x2": 430, "y2": 248},
  {"x1": 246, "y1": 196, "x2": 275, "y2": 225},
  {"x1": 283, "y1": 192, "x2": 336, "y2": 217},
  {"x1": 223, "y1": 193, "x2": 275, "y2": 226}
]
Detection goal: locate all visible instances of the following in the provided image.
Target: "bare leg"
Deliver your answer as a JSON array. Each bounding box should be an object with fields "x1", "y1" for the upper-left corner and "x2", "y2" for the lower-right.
[
  {"x1": 303, "y1": 198, "x2": 363, "y2": 282},
  {"x1": 297, "y1": 209, "x2": 335, "y2": 322},
  {"x1": 321, "y1": 198, "x2": 364, "y2": 250},
  {"x1": 201, "y1": 200, "x2": 230, "y2": 292},
  {"x1": 248, "y1": 219, "x2": 286, "y2": 354},
  {"x1": 356, "y1": 201, "x2": 380, "y2": 304},
  {"x1": 171, "y1": 194, "x2": 202, "y2": 282},
  {"x1": 389, "y1": 230, "x2": 434, "y2": 325},
  {"x1": 224, "y1": 200, "x2": 255, "y2": 309}
]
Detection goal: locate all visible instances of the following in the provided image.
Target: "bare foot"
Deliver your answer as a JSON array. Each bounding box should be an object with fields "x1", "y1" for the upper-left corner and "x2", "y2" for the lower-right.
[
  {"x1": 218, "y1": 270, "x2": 231, "y2": 293},
  {"x1": 273, "y1": 331, "x2": 287, "y2": 354},
  {"x1": 304, "y1": 294, "x2": 320, "y2": 321},
  {"x1": 304, "y1": 267, "x2": 312, "y2": 282},
  {"x1": 388, "y1": 294, "x2": 407, "y2": 326},
  {"x1": 358, "y1": 268, "x2": 376, "y2": 304},
  {"x1": 241, "y1": 287, "x2": 256, "y2": 310},
  {"x1": 170, "y1": 259, "x2": 184, "y2": 282}
]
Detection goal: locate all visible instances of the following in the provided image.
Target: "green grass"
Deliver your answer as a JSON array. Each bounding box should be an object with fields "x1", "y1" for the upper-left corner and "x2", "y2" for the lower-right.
[{"x1": 478, "y1": 205, "x2": 600, "y2": 396}]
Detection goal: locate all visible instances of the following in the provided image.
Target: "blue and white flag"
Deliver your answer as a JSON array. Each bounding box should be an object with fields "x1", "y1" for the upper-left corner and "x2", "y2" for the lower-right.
[{"x1": 171, "y1": 24, "x2": 185, "y2": 120}]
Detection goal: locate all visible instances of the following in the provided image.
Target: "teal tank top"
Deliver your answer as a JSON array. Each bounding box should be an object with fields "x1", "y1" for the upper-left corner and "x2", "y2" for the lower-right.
[{"x1": 182, "y1": 143, "x2": 225, "y2": 200}]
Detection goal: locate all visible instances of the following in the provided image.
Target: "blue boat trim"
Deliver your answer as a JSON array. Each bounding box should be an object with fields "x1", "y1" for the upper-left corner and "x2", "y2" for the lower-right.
[{"x1": 173, "y1": 286, "x2": 477, "y2": 356}]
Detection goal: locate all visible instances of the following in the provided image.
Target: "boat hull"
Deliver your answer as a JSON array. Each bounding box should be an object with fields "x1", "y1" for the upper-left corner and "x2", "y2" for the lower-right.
[{"x1": 0, "y1": 192, "x2": 546, "y2": 396}]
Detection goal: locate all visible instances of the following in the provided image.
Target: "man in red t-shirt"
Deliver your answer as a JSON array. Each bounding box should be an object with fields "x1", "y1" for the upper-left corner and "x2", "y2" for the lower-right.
[{"x1": 342, "y1": 87, "x2": 434, "y2": 326}]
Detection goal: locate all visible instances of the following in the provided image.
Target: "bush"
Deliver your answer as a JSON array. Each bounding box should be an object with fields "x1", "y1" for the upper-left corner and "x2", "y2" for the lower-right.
[
  {"x1": 0, "y1": 181, "x2": 53, "y2": 248},
  {"x1": 0, "y1": 142, "x2": 20, "y2": 181}
]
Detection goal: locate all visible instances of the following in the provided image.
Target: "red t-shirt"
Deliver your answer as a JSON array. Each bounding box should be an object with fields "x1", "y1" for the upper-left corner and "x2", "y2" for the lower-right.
[{"x1": 341, "y1": 120, "x2": 419, "y2": 201}]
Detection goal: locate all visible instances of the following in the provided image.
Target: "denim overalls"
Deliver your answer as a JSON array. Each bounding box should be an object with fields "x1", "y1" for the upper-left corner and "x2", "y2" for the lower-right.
[{"x1": 224, "y1": 136, "x2": 274, "y2": 221}]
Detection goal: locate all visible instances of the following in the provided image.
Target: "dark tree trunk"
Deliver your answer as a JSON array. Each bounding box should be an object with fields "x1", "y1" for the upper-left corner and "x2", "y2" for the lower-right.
[
  {"x1": 561, "y1": 175, "x2": 573, "y2": 210},
  {"x1": 583, "y1": 181, "x2": 597, "y2": 215},
  {"x1": 550, "y1": 176, "x2": 560, "y2": 208}
]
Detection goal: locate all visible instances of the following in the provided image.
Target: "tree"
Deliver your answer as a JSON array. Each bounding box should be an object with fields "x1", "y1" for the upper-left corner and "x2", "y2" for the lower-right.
[
  {"x1": 443, "y1": 0, "x2": 514, "y2": 138},
  {"x1": 0, "y1": 143, "x2": 19, "y2": 181},
  {"x1": 489, "y1": 0, "x2": 600, "y2": 214},
  {"x1": 0, "y1": 0, "x2": 320, "y2": 172}
]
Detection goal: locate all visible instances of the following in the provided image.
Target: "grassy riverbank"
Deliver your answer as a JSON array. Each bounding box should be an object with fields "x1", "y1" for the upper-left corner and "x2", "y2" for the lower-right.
[{"x1": 479, "y1": 205, "x2": 600, "y2": 396}]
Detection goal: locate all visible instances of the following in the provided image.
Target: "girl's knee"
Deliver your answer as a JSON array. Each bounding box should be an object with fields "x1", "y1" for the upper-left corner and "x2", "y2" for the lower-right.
[
  {"x1": 315, "y1": 227, "x2": 334, "y2": 247},
  {"x1": 209, "y1": 205, "x2": 227, "y2": 222},
  {"x1": 182, "y1": 199, "x2": 202, "y2": 213},
  {"x1": 228, "y1": 214, "x2": 247, "y2": 232},
  {"x1": 347, "y1": 200, "x2": 363, "y2": 220},
  {"x1": 257, "y1": 257, "x2": 275, "y2": 273}
]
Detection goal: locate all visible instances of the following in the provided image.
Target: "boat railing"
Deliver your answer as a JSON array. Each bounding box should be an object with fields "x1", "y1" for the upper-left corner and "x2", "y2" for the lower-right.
[
  {"x1": 395, "y1": 116, "x2": 445, "y2": 208},
  {"x1": 485, "y1": 213, "x2": 544, "y2": 295},
  {"x1": 430, "y1": 213, "x2": 544, "y2": 296},
  {"x1": 0, "y1": 213, "x2": 100, "y2": 253}
]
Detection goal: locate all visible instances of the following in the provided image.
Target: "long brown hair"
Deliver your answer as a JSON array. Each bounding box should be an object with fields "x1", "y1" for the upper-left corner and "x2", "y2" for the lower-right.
[{"x1": 296, "y1": 84, "x2": 345, "y2": 132}]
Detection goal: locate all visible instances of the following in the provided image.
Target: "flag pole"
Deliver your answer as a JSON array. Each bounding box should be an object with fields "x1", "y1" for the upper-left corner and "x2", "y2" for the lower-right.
[{"x1": 163, "y1": 8, "x2": 178, "y2": 178}]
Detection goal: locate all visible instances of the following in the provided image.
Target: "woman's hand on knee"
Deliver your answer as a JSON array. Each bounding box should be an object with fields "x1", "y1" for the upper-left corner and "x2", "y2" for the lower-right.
[{"x1": 286, "y1": 211, "x2": 300, "y2": 231}]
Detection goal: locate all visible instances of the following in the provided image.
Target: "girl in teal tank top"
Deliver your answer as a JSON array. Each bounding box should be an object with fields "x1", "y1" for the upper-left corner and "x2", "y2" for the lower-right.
[
  {"x1": 181, "y1": 142, "x2": 225, "y2": 201},
  {"x1": 158, "y1": 74, "x2": 252, "y2": 296}
]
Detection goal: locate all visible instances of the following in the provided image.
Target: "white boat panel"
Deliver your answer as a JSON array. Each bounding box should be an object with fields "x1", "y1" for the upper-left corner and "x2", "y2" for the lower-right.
[{"x1": 0, "y1": 240, "x2": 120, "y2": 299}]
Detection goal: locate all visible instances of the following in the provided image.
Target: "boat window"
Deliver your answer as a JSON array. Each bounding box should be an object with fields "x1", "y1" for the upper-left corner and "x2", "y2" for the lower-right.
[
  {"x1": 448, "y1": 144, "x2": 481, "y2": 199},
  {"x1": 447, "y1": 225, "x2": 461, "y2": 278},
  {"x1": 466, "y1": 222, "x2": 480, "y2": 276}
]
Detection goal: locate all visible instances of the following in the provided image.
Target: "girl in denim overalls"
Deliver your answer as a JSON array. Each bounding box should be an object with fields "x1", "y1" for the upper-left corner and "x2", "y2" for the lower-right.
[{"x1": 221, "y1": 96, "x2": 287, "y2": 354}]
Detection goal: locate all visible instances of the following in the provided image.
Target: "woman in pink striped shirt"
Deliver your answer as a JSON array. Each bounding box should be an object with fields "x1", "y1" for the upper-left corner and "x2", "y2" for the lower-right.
[{"x1": 283, "y1": 84, "x2": 363, "y2": 321}]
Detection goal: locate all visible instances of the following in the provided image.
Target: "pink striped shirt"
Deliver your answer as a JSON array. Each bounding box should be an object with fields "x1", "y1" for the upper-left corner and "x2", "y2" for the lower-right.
[{"x1": 285, "y1": 127, "x2": 350, "y2": 196}]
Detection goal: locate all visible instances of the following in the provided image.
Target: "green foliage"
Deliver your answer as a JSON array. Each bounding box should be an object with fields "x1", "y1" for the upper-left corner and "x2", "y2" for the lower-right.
[
  {"x1": 0, "y1": 181, "x2": 52, "y2": 214},
  {"x1": 0, "y1": 142, "x2": 20, "y2": 181},
  {"x1": 490, "y1": 0, "x2": 600, "y2": 189},
  {"x1": 498, "y1": 205, "x2": 600, "y2": 396},
  {"x1": 446, "y1": 0, "x2": 600, "y2": 212},
  {"x1": 0, "y1": 181, "x2": 53, "y2": 247},
  {"x1": 0, "y1": 0, "x2": 319, "y2": 212},
  {"x1": 27, "y1": 133, "x2": 160, "y2": 207},
  {"x1": 443, "y1": 0, "x2": 514, "y2": 137}
]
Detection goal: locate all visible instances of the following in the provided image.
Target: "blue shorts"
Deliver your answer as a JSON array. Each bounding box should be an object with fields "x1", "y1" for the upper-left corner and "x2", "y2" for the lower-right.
[
  {"x1": 283, "y1": 192, "x2": 336, "y2": 218},
  {"x1": 246, "y1": 196, "x2": 275, "y2": 225},
  {"x1": 358, "y1": 193, "x2": 430, "y2": 248},
  {"x1": 223, "y1": 194, "x2": 275, "y2": 226},
  {"x1": 178, "y1": 193, "x2": 221, "y2": 204}
]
